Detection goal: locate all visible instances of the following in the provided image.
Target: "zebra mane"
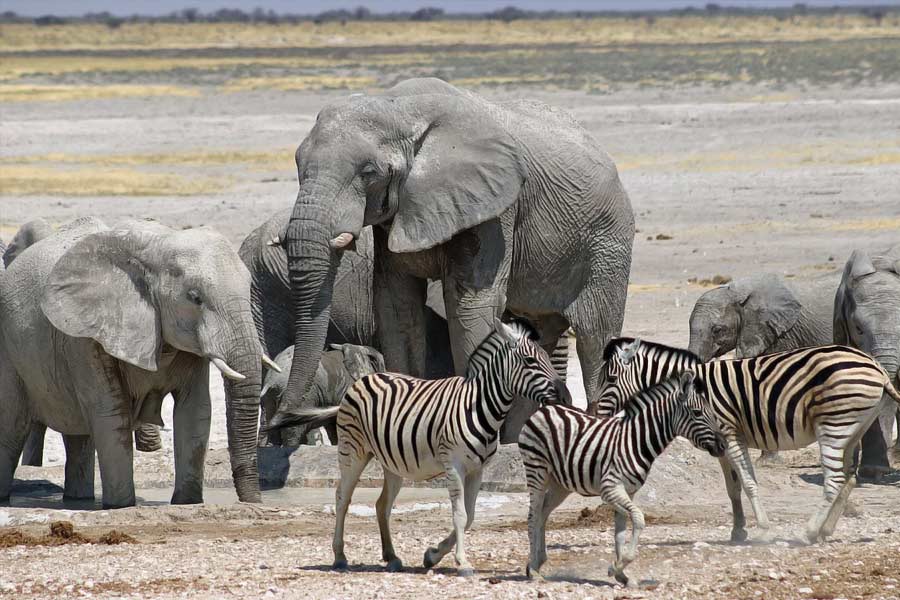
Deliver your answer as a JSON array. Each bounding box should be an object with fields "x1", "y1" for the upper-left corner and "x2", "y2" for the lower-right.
[
  {"x1": 621, "y1": 375, "x2": 683, "y2": 418},
  {"x1": 603, "y1": 337, "x2": 701, "y2": 364},
  {"x1": 464, "y1": 319, "x2": 539, "y2": 382}
]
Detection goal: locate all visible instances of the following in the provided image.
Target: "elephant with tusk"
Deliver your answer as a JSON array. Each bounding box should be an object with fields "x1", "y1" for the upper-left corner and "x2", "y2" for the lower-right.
[{"x1": 0, "y1": 217, "x2": 264, "y2": 507}]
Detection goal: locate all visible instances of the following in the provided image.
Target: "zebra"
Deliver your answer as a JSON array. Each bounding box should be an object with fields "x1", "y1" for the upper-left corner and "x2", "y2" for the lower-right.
[
  {"x1": 519, "y1": 371, "x2": 725, "y2": 586},
  {"x1": 596, "y1": 337, "x2": 900, "y2": 544},
  {"x1": 271, "y1": 319, "x2": 570, "y2": 576}
]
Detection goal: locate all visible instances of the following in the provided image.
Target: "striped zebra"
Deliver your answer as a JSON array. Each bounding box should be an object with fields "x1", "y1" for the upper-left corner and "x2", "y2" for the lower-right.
[
  {"x1": 519, "y1": 371, "x2": 725, "y2": 585},
  {"x1": 596, "y1": 337, "x2": 900, "y2": 543},
  {"x1": 273, "y1": 319, "x2": 570, "y2": 576}
]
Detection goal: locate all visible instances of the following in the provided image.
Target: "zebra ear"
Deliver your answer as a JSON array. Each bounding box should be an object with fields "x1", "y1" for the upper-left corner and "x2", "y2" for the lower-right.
[
  {"x1": 617, "y1": 338, "x2": 641, "y2": 364},
  {"x1": 493, "y1": 318, "x2": 517, "y2": 348},
  {"x1": 679, "y1": 370, "x2": 695, "y2": 394}
]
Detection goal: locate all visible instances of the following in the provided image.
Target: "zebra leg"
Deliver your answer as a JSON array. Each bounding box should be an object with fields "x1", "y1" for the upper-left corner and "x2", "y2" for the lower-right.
[
  {"x1": 538, "y1": 482, "x2": 569, "y2": 567},
  {"x1": 601, "y1": 484, "x2": 643, "y2": 587},
  {"x1": 717, "y1": 456, "x2": 748, "y2": 543},
  {"x1": 525, "y1": 484, "x2": 547, "y2": 581},
  {"x1": 725, "y1": 438, "x2": 772, "y2": 542},
  {"x1": 332, "y1": 452, "x2": 372, "y2": 570},
  {"x1": 376, "y1": 470, "x2": 404, "y2": 572},
  {"x1": 424, "y1": 465, "x2": 473, "y2": 576},
  {"x1": 806, "y1": 429, "x2": 863, "y2": 543}
]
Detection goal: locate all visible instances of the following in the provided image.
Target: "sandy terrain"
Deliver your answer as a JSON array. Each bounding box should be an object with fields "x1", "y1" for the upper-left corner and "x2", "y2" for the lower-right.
[{"x1": 2, "y1": 18, "x2": 900, "y2": 599}]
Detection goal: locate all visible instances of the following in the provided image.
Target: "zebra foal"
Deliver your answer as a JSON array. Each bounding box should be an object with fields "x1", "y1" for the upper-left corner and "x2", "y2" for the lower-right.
[
  {"x1": 596, "y1": 338, "x2": 900, "y2": 543},
  {"x1": 274, "y1": 319, "x2": 569, "y2": 576},
  {"x1": 519, "y1": 371, "x2": 726, "y2": 586}
]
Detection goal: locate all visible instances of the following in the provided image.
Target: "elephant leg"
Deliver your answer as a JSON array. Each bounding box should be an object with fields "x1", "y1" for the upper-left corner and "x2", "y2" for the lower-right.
[
  {"x1": 21, "y1": 422, "x2": 46, "y2": 467},
  {"x1": 858, "y1": 419, "x2": 890, "y2": 479},
  {"x1": 171, "y1": 362, "x2": 211, "y2": 505},
  {"x1": 373, "y1": 247, "x2": 428, "y2": 377},
  {"x1": 134, "y1": 423, "x2": 162, "y2": 453},
  {"x1": 0, "y1": 369, "x2": 30, "y2": 502},
  {"x1": 62, "y1": 434, "x2": 95, "y2": 501}
]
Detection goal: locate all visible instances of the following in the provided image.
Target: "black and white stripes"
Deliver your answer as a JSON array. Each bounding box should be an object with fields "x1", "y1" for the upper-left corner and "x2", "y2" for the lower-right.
[
  {"x1": 598, "y1": 337, "x2": 900, "y2": 543},
  {"x1": 275, "y1": 319, "x2": 569, "y2": 576},
  {"x1": 519, "y1": 372, "x2": 725, "y2": 585}
]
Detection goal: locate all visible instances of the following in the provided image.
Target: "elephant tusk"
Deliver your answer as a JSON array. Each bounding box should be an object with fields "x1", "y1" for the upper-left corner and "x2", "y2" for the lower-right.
[
  {"x1": 329, "y1": 232, "x2": 354, "y2": 249},
  {"x1": 262, "y1": 354, "x2": 282, "y2": 373},
  {"x1": 266, "y1": 235, "x2": 281, "y2": 247},
  {"x1": 211, "y1": 357, "x2": 246, "y2": 381}
]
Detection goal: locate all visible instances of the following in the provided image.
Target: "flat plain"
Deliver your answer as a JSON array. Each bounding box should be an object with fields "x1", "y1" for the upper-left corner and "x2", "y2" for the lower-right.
[{"x1": 1, "y1": 15, "x2": 899, "y2": 599}]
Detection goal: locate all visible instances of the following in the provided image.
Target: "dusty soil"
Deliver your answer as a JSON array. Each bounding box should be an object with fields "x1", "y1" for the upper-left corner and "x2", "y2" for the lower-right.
[{"x1": 2, "y1": 23, "x2": 900, "y2": 600}]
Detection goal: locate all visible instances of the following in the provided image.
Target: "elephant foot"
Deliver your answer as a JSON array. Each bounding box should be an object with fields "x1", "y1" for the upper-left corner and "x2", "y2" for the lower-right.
[
  {"x1": 332, "y1": 558, "x2": 349, "y2": 571},
  {"x1": 526, "y1": 565, "x2": 544, "y2": 581},
  {"x1": 608, "y1": 565, "x2": 629, "y2": 586},
  {"x1": 101, "y1": 499, "x2": 136, "y2": 510},
  {"x1": 385, "y1": 558, "x2": 403, "y2": 572},
  {"x1": 457, "y1": 566, "x2": 475, "y2": 578},
  {"x1": 62, "y1": 491, "x2": 95, "y2": 502},
  {"x1": 423, "y1": 547, "x2": 441, "y2": 569},
  {"x1": 730, "y1": 527, "x2": 749, "y2": 544},
  {"x1": 858, "y1": 464, "x2": 891, "y2": 481},
  {"x1": 171, "y1": 492, "x2": 203, "y2": 505}
]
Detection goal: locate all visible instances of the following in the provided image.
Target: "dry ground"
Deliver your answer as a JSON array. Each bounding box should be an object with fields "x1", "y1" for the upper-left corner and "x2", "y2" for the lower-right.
[{"x1": 1, "y1": 17, "x2": 899, "y2": 600}]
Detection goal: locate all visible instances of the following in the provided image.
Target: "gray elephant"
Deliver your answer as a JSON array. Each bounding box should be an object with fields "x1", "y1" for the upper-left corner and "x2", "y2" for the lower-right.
[
  {"x1": 275, "y1": 78, "x2": 634, "y2": 431},
  {"x1": 260, "y1": 343, "x2": 385, "y2": 446},
  {"x1": 689, "y1": 273, "x2": 839, "y2": 361},
  {"x1": 834, "y1": 245, "x2": 900, "y2": 477},
  {"x1": 0, "y1": 218, "x2": 263, "y2": 507},
  {"x1": 240, "y1": 208, "x2": 453, "y2": 444},
  {"x1": 688, "y1": 272, "x2": 841, "y2": 465},
  {"x1": 3, "y1": 218, "x2": 163, "y2": 466}
]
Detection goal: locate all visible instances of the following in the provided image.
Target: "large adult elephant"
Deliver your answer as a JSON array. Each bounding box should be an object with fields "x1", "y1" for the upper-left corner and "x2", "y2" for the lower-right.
[
  {"x1": 3, "y1": 218, "x2": 163, "y2": 466},
  {"x1": 239, "y1": 208, "x2": 452, "y2": 444},
  {"x1": 0, "y1": 218, "x2": 263, "y2": 507},
  {"x1": 274, "y1": 78, "x2": 634, "y2": 426},
  {"x1": 834, "y1": 245, "x2": 900, "y2": 477}
]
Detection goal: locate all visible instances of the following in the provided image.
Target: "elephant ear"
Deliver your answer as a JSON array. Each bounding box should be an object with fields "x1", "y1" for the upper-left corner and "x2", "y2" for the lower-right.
[
  {"x1": 388, "y1": 97, "x2": 525, "y2": 253},
  {"x1": 833, "y1": 250, "x2": 876, "y2": 345},
  {"x1": 737, "y1": 275, "x2": 801, "y2": 358},
  {"x1": 41, "y1": 229, "x2": 162, "y2": 371}
]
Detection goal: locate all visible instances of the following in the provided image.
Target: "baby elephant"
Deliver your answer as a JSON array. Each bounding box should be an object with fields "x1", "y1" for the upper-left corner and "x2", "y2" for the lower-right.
[{"x1": 261, "y1": 344, "x2": 385, "y2": 446}]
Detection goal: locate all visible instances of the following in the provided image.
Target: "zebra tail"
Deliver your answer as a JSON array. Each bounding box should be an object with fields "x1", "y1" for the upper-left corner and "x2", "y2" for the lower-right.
[{"x1": 263, "y1": 406, "x2": 340, "y2": 432}]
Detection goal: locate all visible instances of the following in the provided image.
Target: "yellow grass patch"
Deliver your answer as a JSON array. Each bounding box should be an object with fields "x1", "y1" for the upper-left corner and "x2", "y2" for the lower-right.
[
  {"x1": 1, "y1": 15, "x2": 897, "y2": 51},
  {"x1": 825, "y1": 217, "x2": 900, "y2": 232},
  {"x1": 3, "y1": 149, "x2": 296, "y2": 169},
  {"x1": 0, "y1": 165, "x2": 223, "y2": 196},
  {"x1": 628, "y1": 283, "x2": 667, "y2": 294},
  {"x1": 0, "y1": 84, "x2": 199, "y2": 102},
  {"x1": 222, "y1": 75, "x2": 376, "y2": 92}
]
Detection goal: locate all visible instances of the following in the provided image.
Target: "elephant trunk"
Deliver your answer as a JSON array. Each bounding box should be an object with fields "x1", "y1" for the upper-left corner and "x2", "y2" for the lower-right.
[
  {"x1": 223, "y1": 324, "x2": 262, "y2": 502},
  {"x1": 275, "y1": 192, "x2": 340, "y2": 430}
]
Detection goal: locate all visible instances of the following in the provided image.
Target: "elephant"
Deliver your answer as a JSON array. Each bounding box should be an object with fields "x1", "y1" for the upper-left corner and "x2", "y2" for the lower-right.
[
  {"x1": 240, "y1": 208, "x2": 453, "y2": 445},
  {"x1": 834, "y1": 245, "x2": 900, "y2": 477},
  {"x1": 2, "y1": 218, "x2": 164, "y2": 466},
  {"x1": 274, "y1": 78, "x2": 634, "y2": 436},
  {"x1": 0, "y1": 217, "x2": 263, "y2": 507},
  {"x1": 688, "y1": 272, "x2": 841, "y2": 465},
  {"x1": 260, "y1": 343, "x2": 385, "y2": 446}
]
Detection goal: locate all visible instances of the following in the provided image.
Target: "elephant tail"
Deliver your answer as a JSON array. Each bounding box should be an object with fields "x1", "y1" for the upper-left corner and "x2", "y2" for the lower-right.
[
  {"x1": 885, "y1": 376, "x2": 900, "y2": 405},
  {"x1": 264, "y1": 406, "x2": 339, "y2": 433}
]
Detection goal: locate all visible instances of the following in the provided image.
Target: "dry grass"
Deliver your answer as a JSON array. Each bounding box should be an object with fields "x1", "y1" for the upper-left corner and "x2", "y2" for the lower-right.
[
  {"x1": 0, "y1": 165, "x2": 223, "y2": 196},
  {"x1": 1, "y1": 15, "x2": 898, "y2": 51},
  {"x1": 3, "y1": 149, "x2": 295, "y2": 168},
  {"x1": 0, "y1": 84, "x2": 199, "y2": 102},
  {"x1": 222, "y1": 75, "x2": 377, "y2": 92}
]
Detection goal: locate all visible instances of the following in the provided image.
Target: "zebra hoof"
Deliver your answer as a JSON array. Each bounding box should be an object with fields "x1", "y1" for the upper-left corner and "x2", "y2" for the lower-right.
[
  {"x1": 423, "y1": 548, "x2": 440, "y2": 569},
  {"x1": 730, "y1": 528, "x2": 749, "y2": 543},
  {"x1": 332, "y1": 559, "x2": 348, "y2": 571},
  {"x1": 754, "y1": 529, "x2": 774, "y2": 544},
  {"x1": 458, "y1": 567, "x2": 475, "y2": 578},
  {"x1": 609, "y1": 566, "x2": 629, "y2": 586},
  {"x1": 386, "y1": 558, "x2": 404, "y2": 572},
  {"x1": 526, "y1": 565, "x2": 544, "y2": 581}
]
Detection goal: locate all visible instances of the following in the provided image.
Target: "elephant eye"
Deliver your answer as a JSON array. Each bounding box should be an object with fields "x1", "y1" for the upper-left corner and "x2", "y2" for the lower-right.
[
  {"x1": 360, "y1": 163, "x2": 378, "y2": 177},
  {"x1": 187, "y1": 290, "x2": 203, "y2": 306}
]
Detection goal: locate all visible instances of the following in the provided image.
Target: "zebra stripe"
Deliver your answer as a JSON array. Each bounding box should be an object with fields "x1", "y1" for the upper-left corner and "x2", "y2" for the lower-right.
[
  {"x1": 597, "y1": 337, "x2": 900, "y2": 543},
  {"x1": 277, "y1": 319, "x2": 568, "y2": 575},
  {"x1": 549, "y1": 331, "x2": 570, "y2": 381},
  {"x1": 519, "y1": 372, "x2": 724, "y2": 585}
]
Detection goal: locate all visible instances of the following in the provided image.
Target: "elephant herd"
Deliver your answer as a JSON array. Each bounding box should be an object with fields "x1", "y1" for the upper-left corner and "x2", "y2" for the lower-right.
[{"x1": 0, "y1": 78, "x2": 897, "y2": 510}]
